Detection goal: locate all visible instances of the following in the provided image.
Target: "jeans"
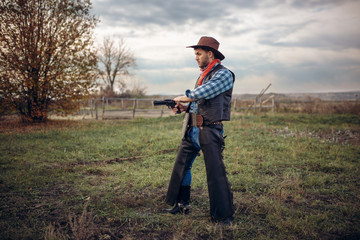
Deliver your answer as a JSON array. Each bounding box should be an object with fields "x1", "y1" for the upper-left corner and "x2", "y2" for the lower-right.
[{"x1": 181, "y1": 127, "x2": 200, "y2": 186}]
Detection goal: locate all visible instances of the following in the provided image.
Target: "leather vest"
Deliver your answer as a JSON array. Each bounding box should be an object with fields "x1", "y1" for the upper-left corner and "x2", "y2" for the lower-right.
[{"x1": 197, "y1": 64, "x2": 235, "y2": 125}]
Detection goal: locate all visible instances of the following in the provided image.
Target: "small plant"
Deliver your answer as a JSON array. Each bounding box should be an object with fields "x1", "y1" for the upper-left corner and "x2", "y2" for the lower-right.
[
  {"x1": 44, "y1": 223, "x2": 67, "y2": 240},
  {"x1": 68, "y1": 199, "x2": 98, "y2": 240}
]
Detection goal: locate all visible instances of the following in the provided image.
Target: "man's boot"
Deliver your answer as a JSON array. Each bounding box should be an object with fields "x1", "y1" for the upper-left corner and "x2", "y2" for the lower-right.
[{"x1": 164, "y1": 186, "x2": 190, "y2": 214}]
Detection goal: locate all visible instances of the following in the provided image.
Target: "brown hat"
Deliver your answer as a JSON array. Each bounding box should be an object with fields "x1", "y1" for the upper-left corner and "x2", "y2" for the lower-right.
[{"x1": 187, "y1": 36, "x2": 225, "y2": 60}]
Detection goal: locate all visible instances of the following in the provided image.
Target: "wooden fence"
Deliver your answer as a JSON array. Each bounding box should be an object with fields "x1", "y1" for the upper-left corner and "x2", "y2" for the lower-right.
[
  {"x1": 79, "y1": 98, "x2": 174, "y2": 120},
  {"x1": 232, "y1": 95, "x2": 275, "y2": 113},
  {"x1": 78, "y1": 94, "x2": 276, "y2": 120},
  {"x1": 233, "y1": 83, "x2": 275, "y2": 113}
]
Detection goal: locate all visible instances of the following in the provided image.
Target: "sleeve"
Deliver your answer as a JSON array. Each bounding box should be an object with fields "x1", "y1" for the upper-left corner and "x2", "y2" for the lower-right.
[{"x1": 185, "y1": 69, "x2": 233, "y2": 101}]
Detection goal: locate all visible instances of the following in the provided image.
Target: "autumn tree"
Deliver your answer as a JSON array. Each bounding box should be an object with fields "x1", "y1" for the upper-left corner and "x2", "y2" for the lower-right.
[
  {"x1": 0, "y1": 0, "x2": 98, "y2": 122},
  {"x1": 97, "y1": 37, "x2": 136, "y2": 95}
]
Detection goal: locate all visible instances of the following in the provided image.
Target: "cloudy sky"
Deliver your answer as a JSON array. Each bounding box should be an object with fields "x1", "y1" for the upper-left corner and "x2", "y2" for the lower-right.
[{"x1": 91, "y1": 0, "x2": 360, "y2": 95}]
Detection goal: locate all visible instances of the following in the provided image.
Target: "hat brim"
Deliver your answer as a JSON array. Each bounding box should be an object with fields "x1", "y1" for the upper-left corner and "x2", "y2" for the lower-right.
[{"x1": 187, "y1": 45, "x2": 225, "y2": 60}]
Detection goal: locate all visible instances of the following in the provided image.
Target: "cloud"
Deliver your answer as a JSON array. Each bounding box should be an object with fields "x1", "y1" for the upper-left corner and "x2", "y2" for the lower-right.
[
  {"x1": 91, "y1": 0, "x2": 360, "y2": 94},
  {"x1": 134, "y1": 67, "x2": 198, "y2": 95},
  {"x1": 93, "y1": 0, "x2": 260, "y2": 27},
  {"x1": 290, "y1": 0, "x2": 354, "y2": 8}
]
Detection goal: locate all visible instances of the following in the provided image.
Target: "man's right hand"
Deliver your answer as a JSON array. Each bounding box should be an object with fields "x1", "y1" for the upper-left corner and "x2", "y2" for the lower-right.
[{"x1": 172, "y1": 103, "x2": 187, "y2": 114}]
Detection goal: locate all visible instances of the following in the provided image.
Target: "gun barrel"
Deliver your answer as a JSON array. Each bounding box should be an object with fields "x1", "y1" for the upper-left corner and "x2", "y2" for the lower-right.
[
  {"x1": 153, "y1": 99, "x2": 175, "y2": 106},
  {"x1": 153, "y1": 100, "x2": 169, "y2": 106}
]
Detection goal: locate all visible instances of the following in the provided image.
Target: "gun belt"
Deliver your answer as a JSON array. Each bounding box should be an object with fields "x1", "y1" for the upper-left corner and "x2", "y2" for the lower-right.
[{"x1": 190, "y1": 114, "x2": 203, "y2": 127}]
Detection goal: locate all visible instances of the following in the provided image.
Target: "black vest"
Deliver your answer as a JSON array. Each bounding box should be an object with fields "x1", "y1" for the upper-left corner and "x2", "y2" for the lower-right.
[{"x1": 197, "y1": 64, "x2": 235, "y2": 125}]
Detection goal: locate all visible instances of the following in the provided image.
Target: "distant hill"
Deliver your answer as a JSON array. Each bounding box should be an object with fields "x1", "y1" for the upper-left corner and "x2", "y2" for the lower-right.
[
  {"x1": 151, "y1": 91, "x2": 360, "y2": 101},
  {"x1": 233, "y1": 91, "x2": 360, "y2": 101}
]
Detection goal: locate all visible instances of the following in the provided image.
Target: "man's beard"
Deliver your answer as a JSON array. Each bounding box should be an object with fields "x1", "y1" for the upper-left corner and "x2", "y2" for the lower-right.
[{"x1": 198, "y1": 59, "x2": 210, "y2": 69}]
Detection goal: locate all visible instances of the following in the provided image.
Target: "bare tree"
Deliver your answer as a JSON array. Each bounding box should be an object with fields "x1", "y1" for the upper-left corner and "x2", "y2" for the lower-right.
[
  {"x1": 130, "y1": 79, "x2": 147, "y2": 97},
  {"x1": 97, "y1": 37, "x2": 136, "y2": 94},
  {"x1": 0, "y1": 0, "x2": 98, "y2": 122}
]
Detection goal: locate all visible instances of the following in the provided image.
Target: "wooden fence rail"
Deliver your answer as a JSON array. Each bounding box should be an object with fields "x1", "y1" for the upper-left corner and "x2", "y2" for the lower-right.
[
  {"x1": 78, "y1": 96, "x2": 276, "y2": 120},
  {"x1": 232, "y1": 95, "x2": 275, "y2": 113},
  {"x1": 78, "y1": 98, "x2": 173, "y2": 120}
]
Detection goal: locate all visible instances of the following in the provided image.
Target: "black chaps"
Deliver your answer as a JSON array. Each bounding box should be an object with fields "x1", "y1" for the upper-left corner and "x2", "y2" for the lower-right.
[{"x1": 166, "y1": 124, "x2": 234, "y2": 220}]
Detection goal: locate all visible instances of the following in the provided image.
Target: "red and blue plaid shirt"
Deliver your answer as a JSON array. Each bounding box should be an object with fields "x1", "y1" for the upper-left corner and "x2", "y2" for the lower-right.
[
  {"x1": 185, "y1": 63, "x2": 233, "y2": 101},
  {"x1": 185, "y1": 63, "x2": 234, "y2": 114}
]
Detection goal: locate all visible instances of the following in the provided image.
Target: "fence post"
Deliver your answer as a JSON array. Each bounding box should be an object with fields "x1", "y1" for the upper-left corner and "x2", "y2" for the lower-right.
[
  {"x1": 160, "y1": 106, "x2": 164, "y2": 117},
  {"x1": 233, "y1": 98, "x2": 237, "y2": 112},
  {"x1": 132, "y1": 99, "x2": 137, "y2": 118},
  {"x1": 102, "y1": 97, "x2": 105, "y2": 120},
  {"x1": 272, "y1": 97, "x2": 275, "y2": 113},
  {"x1": 89, "y1": 99, "x2": 93, "y2": 117},
  {"x1": 259, "y1": 97, "x2": 262, "y2": 112},
  {"x1": 95, "y1": 100, "x2": 98, "y2": 120}
]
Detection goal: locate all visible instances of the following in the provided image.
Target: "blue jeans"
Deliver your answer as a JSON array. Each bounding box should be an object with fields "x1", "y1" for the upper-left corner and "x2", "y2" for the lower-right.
[{"x1": 181, "y1": 127, "x2": 200, "y2": 186}]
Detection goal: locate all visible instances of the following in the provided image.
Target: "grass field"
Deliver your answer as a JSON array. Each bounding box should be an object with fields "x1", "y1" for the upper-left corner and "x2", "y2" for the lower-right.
[{"x1": 0, "y1": 113, "x2": 359, "y2": 239}]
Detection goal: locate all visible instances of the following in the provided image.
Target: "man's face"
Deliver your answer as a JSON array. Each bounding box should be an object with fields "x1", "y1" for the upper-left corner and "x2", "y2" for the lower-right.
[{"x1": 194, "y1": 48, "x2": 212, "y2": 69}]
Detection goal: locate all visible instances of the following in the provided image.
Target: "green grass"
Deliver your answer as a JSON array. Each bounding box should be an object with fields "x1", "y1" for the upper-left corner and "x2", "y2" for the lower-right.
[{"x1": 0, "y1": 113, "x2": 359, "y2": 239}]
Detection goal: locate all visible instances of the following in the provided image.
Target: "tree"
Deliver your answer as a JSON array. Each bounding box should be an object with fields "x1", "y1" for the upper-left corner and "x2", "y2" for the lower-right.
[
  {"x1": 97, "y1": 37, "x2": 136, "y2": 95},
  {"x1": 0, "y1": 0, "x2": 98, "y2": 122},
  {"x1": 128, "y1": 78, "x2": 147, "y2": 98}
]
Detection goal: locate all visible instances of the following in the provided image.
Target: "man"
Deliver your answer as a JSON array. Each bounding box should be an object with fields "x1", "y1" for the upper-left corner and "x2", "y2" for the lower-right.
[{"x1": 164, "y1": 36, "x2": 235, "y2": 225}]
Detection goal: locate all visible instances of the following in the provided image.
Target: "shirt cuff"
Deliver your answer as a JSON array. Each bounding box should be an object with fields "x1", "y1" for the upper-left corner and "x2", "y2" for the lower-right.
[{"x1": 185, "y1": 89, "x2": 195, "y2": 99}]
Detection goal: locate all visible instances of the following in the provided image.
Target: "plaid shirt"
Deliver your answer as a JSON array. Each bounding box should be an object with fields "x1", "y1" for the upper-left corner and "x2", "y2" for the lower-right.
[
  {"x1": 185, "y1": 63, "x2": 233, "y2": 114},
  {"x1": 185, "y1": 63, "x2": 233, "y2": 101}
]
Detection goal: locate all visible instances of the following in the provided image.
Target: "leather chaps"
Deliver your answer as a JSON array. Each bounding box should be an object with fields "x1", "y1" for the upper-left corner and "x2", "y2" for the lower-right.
[{"x1": 166, "y1": 125, "x2": 234, "y2": 220}]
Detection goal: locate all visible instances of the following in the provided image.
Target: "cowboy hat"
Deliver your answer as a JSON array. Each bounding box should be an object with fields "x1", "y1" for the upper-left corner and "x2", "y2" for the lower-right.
[{"x1": 187, "y1": 36, "x2": 225, "y2": 60}]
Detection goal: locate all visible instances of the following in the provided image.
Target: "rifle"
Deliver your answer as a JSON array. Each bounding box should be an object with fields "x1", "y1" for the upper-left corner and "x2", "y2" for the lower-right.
[{"x1": 153, "y1": 99, "x2": 181, "y2": 113}]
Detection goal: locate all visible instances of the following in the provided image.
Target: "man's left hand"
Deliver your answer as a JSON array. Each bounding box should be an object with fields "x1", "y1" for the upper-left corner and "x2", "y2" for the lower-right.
[{"x1": 174, "y1": 95, "x2": 193, "y2": 103}]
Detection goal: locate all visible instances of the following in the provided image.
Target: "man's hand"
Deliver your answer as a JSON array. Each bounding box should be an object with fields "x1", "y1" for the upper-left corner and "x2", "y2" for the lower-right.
[
  {"x1": 171, "y1": 103, "x2": 187, "y2": 114},
  {"x1": 174, "y1": 95, "x2": 193, "y2": 103},
  {"x1": 171, "y1": 95, "x2": 193, "y2": 114}
]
